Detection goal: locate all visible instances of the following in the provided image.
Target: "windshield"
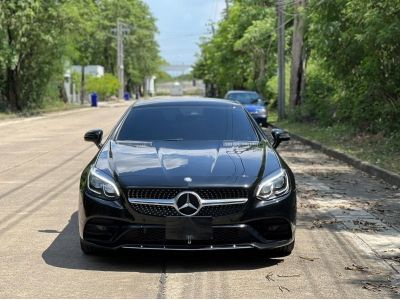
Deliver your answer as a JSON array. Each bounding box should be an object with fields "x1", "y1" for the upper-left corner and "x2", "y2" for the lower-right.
[
  {"x1": 117, "y1": 105, "x2": 259, "y2": 141},
  {"x1": 226, "y1": 92, "x2": 261, "y2": 104}
]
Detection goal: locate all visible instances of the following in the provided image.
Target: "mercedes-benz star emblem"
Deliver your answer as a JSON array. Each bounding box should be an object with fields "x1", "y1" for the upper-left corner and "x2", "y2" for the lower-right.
[{"x1": 175, "y1": 192, "x2": 201, "y2": 216}]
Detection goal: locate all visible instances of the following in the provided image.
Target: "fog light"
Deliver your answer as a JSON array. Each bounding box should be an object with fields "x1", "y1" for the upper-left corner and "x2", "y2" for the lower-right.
[
  {"x1": 268, "y1": 225, "x2": 281, "y2": 231},
  {"x1": 96, "y1": 225, "x2": 108, "y2": 231}
]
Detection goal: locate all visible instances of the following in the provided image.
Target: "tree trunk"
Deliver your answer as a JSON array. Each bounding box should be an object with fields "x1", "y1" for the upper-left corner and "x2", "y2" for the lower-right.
[
  {"x1": 6, "y1": 68, "x2": 21, "y2": 111},
  {"x1": 300, "y1": 49, "x2": 308, "y2": 104},
  {"x1": 5, "y1": 26, "x2": 22, "y2": 112},
  {"x1": 290, "y1": 0, "x2": 307, "y2": 107},
  {"x1": 256, "y1": 52, "x2": 266, "y2": 94},
  {"x1": 59, "y1": 83, "x2": 69, "y2": 103}
]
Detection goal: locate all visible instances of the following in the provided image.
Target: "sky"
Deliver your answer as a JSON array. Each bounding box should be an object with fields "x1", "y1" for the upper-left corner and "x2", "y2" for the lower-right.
[{"x1": 143, "y1": 0, "x2": 226, "y2": 68}]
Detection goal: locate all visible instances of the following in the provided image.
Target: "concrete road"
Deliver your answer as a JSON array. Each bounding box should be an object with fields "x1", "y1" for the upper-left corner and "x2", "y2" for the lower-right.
[{"x1": 0, "y1": 102, "x2": 399, "y2": 298}]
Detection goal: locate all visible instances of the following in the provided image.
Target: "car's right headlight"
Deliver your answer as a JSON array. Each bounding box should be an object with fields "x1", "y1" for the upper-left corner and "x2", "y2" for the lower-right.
[
  {"x1": 87, "y1": 167, "x2": 120, "y2": 200},
  {"x1": 255, "y1": 169, "x2": 289, "y2": 201}
]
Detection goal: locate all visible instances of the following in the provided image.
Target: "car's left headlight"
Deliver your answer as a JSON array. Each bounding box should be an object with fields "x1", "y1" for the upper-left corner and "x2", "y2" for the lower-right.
[
  {"x1": 256, "y1": 169, "x2": 289, "y2": 201},
  {"x1": 87, "y1": 167, "x2": 120, "y2": 200},
  {"x1": 256, "y1": 107, "x2": 266, "y2": 114}
]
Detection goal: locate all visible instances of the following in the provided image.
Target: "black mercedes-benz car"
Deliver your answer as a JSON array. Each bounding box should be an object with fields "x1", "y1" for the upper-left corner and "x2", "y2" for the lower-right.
[{"x1": 79, "y1": 98, "x2": 296, "y2": 255}]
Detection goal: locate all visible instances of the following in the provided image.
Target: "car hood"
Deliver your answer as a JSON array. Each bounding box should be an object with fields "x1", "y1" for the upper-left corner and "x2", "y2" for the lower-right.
[
  {"x1": 95, "y1": 140, "x2": 280, "y2": 188},
  {"x1": 243, "y1": 104, "x2": 265, "y2": 113}
]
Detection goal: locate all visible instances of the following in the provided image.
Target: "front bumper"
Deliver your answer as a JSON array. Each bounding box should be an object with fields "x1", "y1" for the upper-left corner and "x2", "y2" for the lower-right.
[
  {"x1": 250, "y1": 113, "x2": 267, "y2": 125},
  {"x1": 79, "y1": 189, "x2": 296, "y2": 251}
]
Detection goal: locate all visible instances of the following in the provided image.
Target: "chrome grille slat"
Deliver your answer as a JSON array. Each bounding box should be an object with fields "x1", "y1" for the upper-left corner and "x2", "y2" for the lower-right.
[
  {"x1": 128, "y1": 187, "x2": 248, "y2": 200},
  {"x1": 127, "y1": 187, "x2": 249, "y2": 217}
]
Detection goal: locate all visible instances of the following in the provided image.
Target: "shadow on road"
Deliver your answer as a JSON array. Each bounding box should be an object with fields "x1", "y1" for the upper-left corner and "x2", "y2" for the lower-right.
[{"x1": 42, "y1": 212, "x2": 283, "y2": 273}]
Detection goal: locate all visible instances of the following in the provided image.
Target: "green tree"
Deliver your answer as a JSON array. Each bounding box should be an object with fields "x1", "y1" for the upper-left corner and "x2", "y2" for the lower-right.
[
  {"x1": 306, "y1": 0, "x2": 400, "y2": 131},
  {"x1": 0, "y1": 0, "x2": 161, "y2": 111},
  {"x1": 62, "y1": 0, "x2": 101, "y2": 104},
  {"x1": 92, "y1": 0, "x2": 161, "y2": 95},
  {"x1": 0, "y1": 0, "x2": 67, "y2": 111},
  {"x1": 194, "y1": 0, "x2": 279, "y2": 98}
]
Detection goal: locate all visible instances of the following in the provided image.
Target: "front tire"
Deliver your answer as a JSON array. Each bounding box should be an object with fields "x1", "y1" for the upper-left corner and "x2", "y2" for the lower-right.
[{"x1": 80, "y1": 239, "x2": 99, "y2": 255}]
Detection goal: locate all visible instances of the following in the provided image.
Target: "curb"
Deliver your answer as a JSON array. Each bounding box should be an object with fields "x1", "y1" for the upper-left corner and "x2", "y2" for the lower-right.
[
  {"x1": 288, "y1": 132, "x2": 400, "y2": 187},
  {"x1": 0, "y1": 101, "x2": 133, "y2": 128}
]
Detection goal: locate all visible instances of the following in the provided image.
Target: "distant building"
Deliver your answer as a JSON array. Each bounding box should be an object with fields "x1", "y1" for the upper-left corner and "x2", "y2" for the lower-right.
[
  {"x1": 63, "y1": 65, "x2": 105, "y2": 104},
  {"x1": 145, "y1": 76, "x2": 156, "y2": 96},
  {"x1": 170, "y1": 82, "x2": 184, "y2": 96},
  {"x1": 70, "y1": 65, "x2": 105, "y2": 78}
]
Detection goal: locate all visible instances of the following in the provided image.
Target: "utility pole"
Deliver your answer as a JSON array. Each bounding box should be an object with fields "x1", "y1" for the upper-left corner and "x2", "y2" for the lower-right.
[
  {"x1": 117, "y1": 20, "x2": 124, "y2": 99},
  {"x1": 277, "y1": 0, "x2": 286, "y2": 120},
  {"x1": 112, "y1": 20, "x2": 130, "y2": 99}
]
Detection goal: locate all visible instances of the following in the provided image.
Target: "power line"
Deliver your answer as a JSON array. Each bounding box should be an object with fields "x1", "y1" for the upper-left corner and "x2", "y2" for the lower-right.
[{"x1": 213, "y1": 0, "x2": 219, "y2": 22}]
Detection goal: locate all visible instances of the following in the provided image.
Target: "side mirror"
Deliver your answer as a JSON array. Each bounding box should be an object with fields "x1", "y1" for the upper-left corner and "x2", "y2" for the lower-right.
[
  {"x1": 271, "y1": 128, "x2": 290, "y2": 149},
  {"x1": 84, "y1": 129, "x2": 103, "y2": 149}
]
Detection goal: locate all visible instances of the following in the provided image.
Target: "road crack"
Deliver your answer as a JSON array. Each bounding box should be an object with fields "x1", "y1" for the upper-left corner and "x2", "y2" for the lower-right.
[{"x1": 156, "y1": 260, "x2": 168, "y2": 299}]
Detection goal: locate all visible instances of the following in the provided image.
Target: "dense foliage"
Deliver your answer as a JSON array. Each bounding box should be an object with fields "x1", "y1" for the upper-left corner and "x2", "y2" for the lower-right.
[
  {"x1": 194, "y1": 0, "x2": 279, "y2": 99},
  {"x1": 305, "y1": 0, "x2": 400, "y2": 132},
  {"x1": 195, "y1": 0, "x2": 400, "y2": 133},
  {"x1": 0, "y1": 0, "x2": 161, "y2": 112}
]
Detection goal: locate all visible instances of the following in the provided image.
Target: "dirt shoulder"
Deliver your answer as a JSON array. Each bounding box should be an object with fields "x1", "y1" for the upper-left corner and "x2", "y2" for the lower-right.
[
  {"x1": 279, "y1": 138, "x2": 400, "y2": 280},
  {"x1": 271, "y1": 116, "x2": 400, "y2": 175}
]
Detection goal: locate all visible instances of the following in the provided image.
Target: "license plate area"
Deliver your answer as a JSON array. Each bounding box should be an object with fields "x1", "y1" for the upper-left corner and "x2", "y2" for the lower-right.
[{"x1": 166, "y1": 217, "x2": 213, "y2": 241}]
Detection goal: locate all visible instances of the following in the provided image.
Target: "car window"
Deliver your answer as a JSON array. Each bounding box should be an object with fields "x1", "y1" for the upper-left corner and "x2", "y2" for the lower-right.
[
  {"x1": 227, "y1": 92, "x2": 261, "y2": 104},
  {"x1": 117, "y1": 105, "x2": 259, "y2": 141}
]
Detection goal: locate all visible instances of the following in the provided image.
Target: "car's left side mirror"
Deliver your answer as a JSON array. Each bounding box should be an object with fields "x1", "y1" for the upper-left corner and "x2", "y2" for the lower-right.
[
  {"x1": 84, "y1": 129, "x2": 103, "y2": 149},
  {"x1": 271, "y1": 128, "x2": 290, "y2": 149}
]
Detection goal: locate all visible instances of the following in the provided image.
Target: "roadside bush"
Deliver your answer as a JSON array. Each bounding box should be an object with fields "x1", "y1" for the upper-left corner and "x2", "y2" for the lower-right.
[
  {"x1": 299, "y1": 66, "x2": 336, "y2": 125},
  {"x1": 306, "y1": 0, "x2": 400, "y2": 134},
  {"x1": 86, "y1": 74, "x2": 120, "y2": 101}
]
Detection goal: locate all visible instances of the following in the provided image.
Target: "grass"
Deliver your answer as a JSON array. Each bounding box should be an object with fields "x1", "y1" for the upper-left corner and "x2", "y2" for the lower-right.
[{"x1": 269, "y1": 110, "x2": 400, "y2": 175}]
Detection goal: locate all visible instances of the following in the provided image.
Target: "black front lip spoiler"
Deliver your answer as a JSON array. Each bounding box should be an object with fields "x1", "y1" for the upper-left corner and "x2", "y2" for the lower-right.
[{"x1": 83, "y1": 238, "x2": 293, "y2": 251}]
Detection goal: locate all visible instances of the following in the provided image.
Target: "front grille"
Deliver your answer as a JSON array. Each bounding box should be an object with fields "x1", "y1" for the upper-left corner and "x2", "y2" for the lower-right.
[
  {"x1": 197, "y1": 204, "x2": 246, "y2": 217},
  {"x1": 130, "y1": 204, "x2": 180, "y2": 217},
  {"x1": 128, "y1": 187, "x2": 248, "y2": 200},
  {"x1": 130, "y1": 203, "x2": 246, "y2": 217}
]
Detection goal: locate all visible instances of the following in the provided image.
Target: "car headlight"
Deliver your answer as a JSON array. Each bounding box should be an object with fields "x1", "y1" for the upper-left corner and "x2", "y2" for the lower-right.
[
  {"x1": 256, "y1": 169, "x2": 289, "y2": 201},
  {"x1": 87, "y1": 167, "x2": 120, "y2": 200},
  {"x1": 257, "y1": 107, "x2": 266, "y2": 113}
]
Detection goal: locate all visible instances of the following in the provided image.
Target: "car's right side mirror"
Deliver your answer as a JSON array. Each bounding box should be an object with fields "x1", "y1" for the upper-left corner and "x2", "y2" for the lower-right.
[
  {"x1": 84, "y1": 129, "x2": 103, "y2": 149},
  {"x1": 271, "y1": 128, "x2": 290, "y2": 149}
]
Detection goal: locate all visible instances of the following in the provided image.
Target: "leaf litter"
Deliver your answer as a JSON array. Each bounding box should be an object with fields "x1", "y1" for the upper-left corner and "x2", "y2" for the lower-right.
[{"x1": 311, "y1": 218, "x2": 343, "y2": 229}]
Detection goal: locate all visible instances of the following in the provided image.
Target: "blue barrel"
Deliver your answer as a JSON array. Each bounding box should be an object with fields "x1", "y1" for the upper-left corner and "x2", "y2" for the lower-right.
[
  {"x1": 91, "y1": 93, "x2": 98, "y2": 107},
  {"x1": 124, "y1": 92, "x2": 130, "y2": 101}
]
